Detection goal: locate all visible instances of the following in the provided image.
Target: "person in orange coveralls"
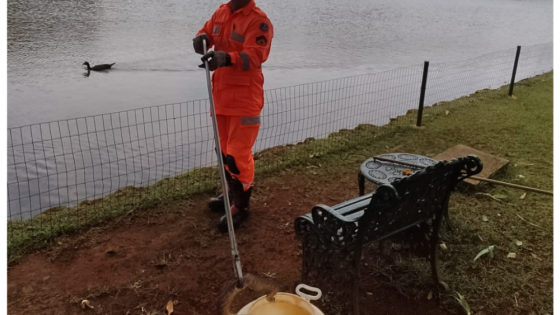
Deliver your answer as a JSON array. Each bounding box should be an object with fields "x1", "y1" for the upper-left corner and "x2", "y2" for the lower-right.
[{"x1": 193, "y1": 0, "x2": 273, "y2": 232}]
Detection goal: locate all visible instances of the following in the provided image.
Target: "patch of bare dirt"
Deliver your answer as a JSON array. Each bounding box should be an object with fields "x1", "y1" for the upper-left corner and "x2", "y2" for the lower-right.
[{"x1": 8, "y1": 169, "x2": 452, "y2": 315}]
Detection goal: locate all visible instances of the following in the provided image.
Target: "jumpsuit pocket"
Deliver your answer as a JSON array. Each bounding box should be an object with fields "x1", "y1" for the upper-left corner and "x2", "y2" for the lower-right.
[
  {"x1": 221, "y1": 74, "x2": 251, "y2": 102},
  {"x1": 222, "y1": 74, "x2": 250, "y2": 86},
  {"x1": 228, "y1": 37, "x2": 245, "y2": 52},
  {"x1": 211, "y1": 22, "x2": 224, "y2": 47},
  {"x1": 212, "y1": 22, "x2": 223, "y2": 35}
]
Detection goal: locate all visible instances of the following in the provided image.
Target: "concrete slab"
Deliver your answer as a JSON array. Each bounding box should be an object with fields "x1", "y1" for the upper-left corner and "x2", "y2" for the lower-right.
[{"x1": 433, "y1": 144, "x2": 509, "y2": 185}]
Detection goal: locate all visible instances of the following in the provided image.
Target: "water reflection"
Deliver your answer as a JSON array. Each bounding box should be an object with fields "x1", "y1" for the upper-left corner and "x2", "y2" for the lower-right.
[{"x1": 8, "y1": 0, "x2": 553, "y2": 127}]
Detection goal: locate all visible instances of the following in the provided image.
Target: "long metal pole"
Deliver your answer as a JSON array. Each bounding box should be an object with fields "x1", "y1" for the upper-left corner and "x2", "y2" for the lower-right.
[
  {"x1": 372, "y1": 156, "x2": 553, "y2": 196},
  {"x1": 202, "y1": 40, "x2": 244, "y2": 284}
]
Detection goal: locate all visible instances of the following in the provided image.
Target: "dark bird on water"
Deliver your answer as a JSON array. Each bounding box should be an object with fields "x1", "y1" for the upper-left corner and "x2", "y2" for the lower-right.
[{"x1": 83, "y1": 61, "x2": 116, "y2": 71}]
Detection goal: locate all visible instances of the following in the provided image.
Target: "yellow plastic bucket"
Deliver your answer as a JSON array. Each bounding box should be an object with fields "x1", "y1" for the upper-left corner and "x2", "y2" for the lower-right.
[{"x1": 237, "y1": 284, "x2": 324, "y2": 315}]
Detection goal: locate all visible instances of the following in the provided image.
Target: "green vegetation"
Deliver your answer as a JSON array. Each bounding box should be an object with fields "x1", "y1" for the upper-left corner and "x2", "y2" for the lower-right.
[
  {"x1": 293, "y1": 72, "x2": 553, "y2": 314},
  {"x1": 8, "y1": 72, "x2": 553, "y2": 314}
]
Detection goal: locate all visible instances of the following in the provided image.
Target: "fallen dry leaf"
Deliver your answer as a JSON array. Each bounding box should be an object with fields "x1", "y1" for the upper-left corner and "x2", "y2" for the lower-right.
[
  {"x1": 476, "y1": 193, "x2": 503, "y2": 202},
  {"x1": 366, "y1": 292, "x2": 373, "y2": 296},
  {"x1": 440, "y1": 243, "x2": 448, "y2": 251},
  {"x1": 81, "y1": 300, "x2": 94, "y2": 310},
  {"x1": 427, "y1": 291, "x2": 433, "y2": 300},
  {"x1": 260, "y1": 271, "x2": 277, "y2": 279},
  {"x1": 402, "y1": 169, "x2": 413, "y2": 176},
  {"x1": 473, "y1": 245, "x2": 495, "y2": 262},
  {"x1": 507, "y1": 253, "x2": 517, "y2": 259},
  {"x1": 166, "y1": 300, "x2": 174, "y2": 315},
  {"x1": 454, "y1": 292, "x2": 471, "y2": 315},
  {"x1": 445, "y1": 110, "x2": 450, "y2": 116},
  {"x1": 520, "y1": 193, "x2": 527, "y2": 200}
]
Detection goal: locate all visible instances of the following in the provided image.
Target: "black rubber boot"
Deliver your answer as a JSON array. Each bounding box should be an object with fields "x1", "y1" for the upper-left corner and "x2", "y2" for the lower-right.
[
  {"x1": 218, "y1": 204, "x2": 250, "y2": 233},
  {"x1": 208, "y1": 170, "x2": 234, "y2": 213},
  {"x1": 208, "y1": 193, "x2": 232, "y2": 213},
  {"x1": 218, "y1": 182, "x2": 252, "y2": 233}
]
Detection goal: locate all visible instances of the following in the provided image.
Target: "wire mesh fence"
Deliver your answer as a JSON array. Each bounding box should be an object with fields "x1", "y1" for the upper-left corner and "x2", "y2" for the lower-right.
[
  {"x1": 516, "y1": 43, "x2": 554, "y2": 84},
  {"x1": 258, "y1": 65, "x2": 423, "y2": 153},
  {"x1": 7, "y1": 42, "x2": 553, "y2": 249},
  {"x1": 423, "y1": 47, "x2": 517, "y2": 118}
]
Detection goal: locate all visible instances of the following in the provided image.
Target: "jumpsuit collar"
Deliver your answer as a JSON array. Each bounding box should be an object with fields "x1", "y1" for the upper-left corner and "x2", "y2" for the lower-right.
[{"x1": 227, "y1": 0, "x2": 255, "y2": 16}]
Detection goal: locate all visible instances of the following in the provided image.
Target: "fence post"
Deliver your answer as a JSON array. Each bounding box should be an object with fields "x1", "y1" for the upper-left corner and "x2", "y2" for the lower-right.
[
  {"x1": 416, "y1": 61, "x2": 429, "y2": 127},
  {"x1": 508, "y1": 46, "x2": 521, "y2": 97}
]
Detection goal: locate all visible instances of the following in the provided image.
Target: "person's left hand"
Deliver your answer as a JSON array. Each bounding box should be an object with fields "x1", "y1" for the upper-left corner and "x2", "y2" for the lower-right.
[{"x1": 199, "y1": 51, "x2": 230, "y2": 71}]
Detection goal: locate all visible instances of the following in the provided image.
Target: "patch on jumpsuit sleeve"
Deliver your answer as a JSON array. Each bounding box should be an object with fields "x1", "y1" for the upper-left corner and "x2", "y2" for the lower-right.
[
  {"x1": 256, "y1": 35, "x2": 268, "y2": 46},
  {"x1": 259, "y1": 22, "x2": 269, "y2": 33}
]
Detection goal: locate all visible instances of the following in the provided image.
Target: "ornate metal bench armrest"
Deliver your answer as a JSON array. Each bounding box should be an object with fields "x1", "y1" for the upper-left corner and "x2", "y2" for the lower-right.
[
  {"x1": 457, "y1": 155, "x2": 484, "y2": 182},
  {"x1": 295, "y1": 204, "x2": 361, "y2": 249}
]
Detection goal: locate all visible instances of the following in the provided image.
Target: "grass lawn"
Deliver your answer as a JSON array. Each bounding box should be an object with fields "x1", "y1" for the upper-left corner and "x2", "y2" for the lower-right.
[{"x1": 7, "y1": 72, "x2": 553, "y2": 315}]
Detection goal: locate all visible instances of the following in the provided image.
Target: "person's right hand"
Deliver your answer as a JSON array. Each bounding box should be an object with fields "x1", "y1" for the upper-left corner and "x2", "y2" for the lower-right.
[{"x1": 193, "y1": 33, "x2": 209, "y2": 55}]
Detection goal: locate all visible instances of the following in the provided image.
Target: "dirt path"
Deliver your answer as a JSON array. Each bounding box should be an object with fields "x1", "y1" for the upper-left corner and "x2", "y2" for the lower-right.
[{"x1": 7, "y1": 168, "x2": 453, "y2": 315}]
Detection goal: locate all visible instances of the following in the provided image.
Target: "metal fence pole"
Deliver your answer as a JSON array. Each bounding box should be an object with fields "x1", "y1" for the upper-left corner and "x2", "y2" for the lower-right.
[
  {"x1": 508, "y1": 46, "x2": 521, "y2": 97},
  {"x1": 416, "y1": 61, "x2": 429, "y2": 127}
]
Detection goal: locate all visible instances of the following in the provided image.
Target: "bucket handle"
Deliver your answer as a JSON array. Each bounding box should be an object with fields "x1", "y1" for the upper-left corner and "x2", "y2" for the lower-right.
[{"x1": 295, "y1": 284, "x2": 322, "y2": 301}]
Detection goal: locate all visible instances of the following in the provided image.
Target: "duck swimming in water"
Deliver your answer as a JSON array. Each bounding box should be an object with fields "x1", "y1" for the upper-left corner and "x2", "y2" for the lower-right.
[{"x1": 83, "y1": 61, "x2": 116, "y2": 71}]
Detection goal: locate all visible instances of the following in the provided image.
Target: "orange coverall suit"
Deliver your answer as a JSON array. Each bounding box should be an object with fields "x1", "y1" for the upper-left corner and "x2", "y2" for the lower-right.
[{"x1": 197, "y1": 1, "x2": 273, "y2": 193}]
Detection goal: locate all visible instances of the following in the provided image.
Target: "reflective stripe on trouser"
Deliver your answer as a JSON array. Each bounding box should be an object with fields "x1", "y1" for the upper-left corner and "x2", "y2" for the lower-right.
[{"x1": 216, "y1": 115, "x2": 260, "y2": 191}]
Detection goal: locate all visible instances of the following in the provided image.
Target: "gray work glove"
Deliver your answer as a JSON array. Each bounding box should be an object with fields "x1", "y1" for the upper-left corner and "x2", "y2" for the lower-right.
[
  {"x1": 199, "y1": 51, "x2": 232, "y2": 71},
  {"x1": 193, "y1": 33, "x2": 209, "y2": 55}
]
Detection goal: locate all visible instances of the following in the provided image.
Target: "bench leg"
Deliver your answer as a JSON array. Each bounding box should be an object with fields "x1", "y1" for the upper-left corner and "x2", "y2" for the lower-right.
[
  {"x1": 353, "y1": 275, "x2": 360, "y2": 315},
  {"x1": 358, "y1": 173, "x2": 365, "y2": 196},
  {"x1": 300, "y1": 233, "x2": 355, "y2": 314},
  {"x1": 352, "y1": 247, "x2": 363, "y2": 315},
  {"x1": 430, "y1": 212, "x2": 450, "y2": 292},
  {"x1": 443, "y1": 196, "x2": 457, "y2": 231},
  {"x1": 444, "y1": 208, "x2": 456, "y2": 230},
  {"x1": 378, "y1": 239, "x2": 386, "y2": 253}
]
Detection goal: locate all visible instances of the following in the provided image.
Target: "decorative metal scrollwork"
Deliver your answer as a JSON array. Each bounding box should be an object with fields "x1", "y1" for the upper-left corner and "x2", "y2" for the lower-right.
[{"x1": 295, "y1": 155, "x2": 483, "y2": 315}]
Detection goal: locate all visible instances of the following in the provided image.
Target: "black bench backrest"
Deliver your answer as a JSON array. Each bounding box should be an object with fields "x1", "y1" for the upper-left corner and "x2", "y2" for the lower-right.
[{"x1": 359, "y1": 155, "x2": 482, "y2": 244}]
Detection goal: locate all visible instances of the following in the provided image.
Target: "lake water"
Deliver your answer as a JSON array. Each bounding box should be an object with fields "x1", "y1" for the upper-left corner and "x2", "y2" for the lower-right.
[
  {"x1": 8, "y1": 0, "x2": 552, "y2": 127},
  {"x1": 7, "y1": 0, "x2": 553, "y2": 219}
]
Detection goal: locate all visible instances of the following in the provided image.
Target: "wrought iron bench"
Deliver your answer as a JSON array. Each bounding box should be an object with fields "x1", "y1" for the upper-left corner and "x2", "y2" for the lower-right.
[{"x1": 294, "y1": 155, "x2": 483, "y2": 315}]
